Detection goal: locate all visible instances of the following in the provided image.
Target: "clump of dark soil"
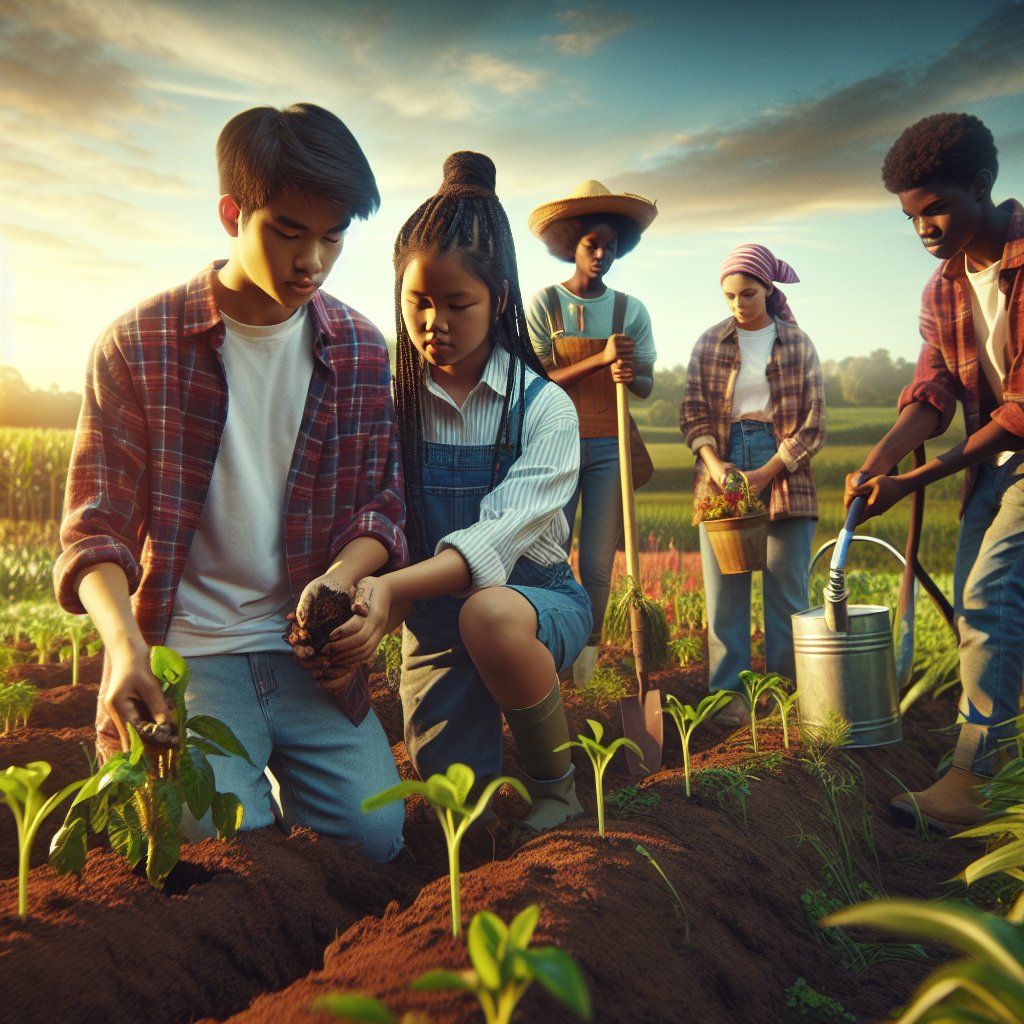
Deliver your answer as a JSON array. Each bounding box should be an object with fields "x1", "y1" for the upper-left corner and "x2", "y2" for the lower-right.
[{"x1": 0, "y1": 645, "x2": 977, "y2": 1024}]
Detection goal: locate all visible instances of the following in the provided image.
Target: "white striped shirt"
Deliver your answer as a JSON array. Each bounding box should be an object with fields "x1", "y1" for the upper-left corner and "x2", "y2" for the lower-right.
[{"x1": 420, "y1": 345, "x2": 580, "y2": 588}]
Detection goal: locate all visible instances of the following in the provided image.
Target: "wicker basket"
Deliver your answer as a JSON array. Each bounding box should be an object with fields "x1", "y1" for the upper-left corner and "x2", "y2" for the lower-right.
[{"x1": 703, "y1": 512, "x2": 768, "y2": 574}]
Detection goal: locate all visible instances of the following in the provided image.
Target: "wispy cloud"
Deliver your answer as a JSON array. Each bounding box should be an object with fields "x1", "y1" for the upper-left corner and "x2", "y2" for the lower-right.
[
  {"x1": 465, "y1": 54, "x2": 547, "y2": 95},
  {"x1": 624, "y1": 3, "x2": 1024, "y2": 231},
  {"x1": 544, "y1": 8, "x2": 640, "y2": 57}
]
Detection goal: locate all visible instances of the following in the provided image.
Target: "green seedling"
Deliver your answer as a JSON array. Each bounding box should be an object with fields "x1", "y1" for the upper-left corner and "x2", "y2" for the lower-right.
[
  {"x1": 50, "y1": 645, "x2": 252, "y2": 888},
  {"x1": 556, "y1": 719, "x2": 642, "y2": 838},
  {"x1": 783, "y1": 978, "x2": 855, "y2": 1022},
  {"x1": 0, "y1": 681, "x2": 37, "y2": 734},
  {"x1": 363, "y1": 763, "x2": 527, "y2": 938},
  {"x1": 0, "y1": 761, "x2": 86, "y2": 920},
  {"x1": 662, "y1": 690, "x2": 731, "y2": 796},
  {"x1": 883, "y1": 768, "x2": 932, "y2": 843},
  {"x1": 413, "y1": 904, "x2": 592, "y2": 1024},
  {"x1": 635, "y1": 844, "x2": 689, "y2": 942},
  {"x1": 696, "y1": 765, "x2": 757, "y2": 827},
  {"x1": 606, "y1": 785, "x2": 660, "y2": 820},
  {"x1": 375, "y1": 631, "x2": 403, "y2": 691},
  {"x1": 769, "y1": 686, "x2": 800, "y2": 750},
  {"x1": 667, "y1": 635, "x2": 703, "y2": 668},
  {"x1": 579, "y1": 666, "x2": 629, "y2": 705},
  {"x1": 60, "y1": 613, "x2": 95, "y2": 687},
  {"x1": 826, "y1": 899, "x2": 1024, "y2": 1021},
  {"x1": 737, "y1": 670, "x2": 790, "y2": 753}
]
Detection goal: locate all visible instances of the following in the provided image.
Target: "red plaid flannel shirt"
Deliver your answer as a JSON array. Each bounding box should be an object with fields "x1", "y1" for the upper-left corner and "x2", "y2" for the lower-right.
[
  {"x1": 55, "y1": 263, "x2": 407, "y2": 747},
  {"x1": 898, "y1": 200, "x2": 1024, "y2": 511},
  {"x1": 681, "y1": 316, "x2": 825, "y2": 518}
]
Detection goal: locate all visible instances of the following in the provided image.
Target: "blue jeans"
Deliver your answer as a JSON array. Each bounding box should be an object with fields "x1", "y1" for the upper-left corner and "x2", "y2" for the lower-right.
[
  {"x1": 563, "y1": 436, "x2": 623, "y2": 644},
  {"x1": 180, "y1": 653, "x2": 404, "y2": 862},
  {"x1": 699, "y1": 421, "x2": 815, "y2": 692},
  {"x1": 952, "y1": 456, "x2": 1024, "y2": 775}
]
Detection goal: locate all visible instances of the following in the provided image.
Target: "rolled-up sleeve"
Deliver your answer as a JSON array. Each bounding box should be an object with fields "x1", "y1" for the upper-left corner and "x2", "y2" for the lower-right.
[
  {"x1": 526, "y1": 290, "x2": 556, "y2": 368},
  {"x1": 53, "y1": 336, "x2": 149, "y2": 614},
  {"x1": 437, "y1": 387, "x2": 579, "y2": 588}
]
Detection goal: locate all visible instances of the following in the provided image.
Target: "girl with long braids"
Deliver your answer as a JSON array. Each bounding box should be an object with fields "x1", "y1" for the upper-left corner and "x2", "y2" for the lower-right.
[
  {"x1": 328, "y1": 152, "x2": 591, "y2": 835},
  {"x1": 682, "y1": 244, "x2": 825, "y2": 724}
]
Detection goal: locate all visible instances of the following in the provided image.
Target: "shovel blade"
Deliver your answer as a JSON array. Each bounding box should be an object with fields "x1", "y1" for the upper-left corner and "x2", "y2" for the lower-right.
[{"x1": 620, "y1": 685, "x2": 663, "y2": 776}]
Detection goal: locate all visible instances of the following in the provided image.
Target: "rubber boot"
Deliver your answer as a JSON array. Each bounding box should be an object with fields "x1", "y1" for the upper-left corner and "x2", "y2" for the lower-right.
[
  {"x1": 572, "y1": 643, "x2": 600, "y2": 689},
  {"x1": 889, "y1": 766, "x2": 988, "y2": 834},
  {"x1": 503, "y1": 681, "x2": 583, "y2": 834}
]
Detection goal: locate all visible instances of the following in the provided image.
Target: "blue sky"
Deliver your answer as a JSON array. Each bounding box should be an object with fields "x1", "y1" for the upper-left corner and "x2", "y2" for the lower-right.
[{"x1": 1, "y1": 0, "x2": 1022, "y2": 392}]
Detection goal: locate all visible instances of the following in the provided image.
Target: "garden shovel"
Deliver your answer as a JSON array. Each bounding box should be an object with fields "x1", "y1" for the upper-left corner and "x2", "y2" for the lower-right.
[{"x1": 615, "y1": 381, "x2": 663, "y2": 775}]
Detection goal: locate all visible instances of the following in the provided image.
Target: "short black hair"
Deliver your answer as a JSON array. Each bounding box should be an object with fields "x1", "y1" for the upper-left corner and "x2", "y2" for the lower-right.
[
  {"x1": 542, "y1": 212, "x2": 643, "y2": 262},
  {"x1": 216, "y1": 103, "x2": 380, "y2": 218},
  {"x1": 882, "y1": 113, "x2": 998, "y2": 193}
]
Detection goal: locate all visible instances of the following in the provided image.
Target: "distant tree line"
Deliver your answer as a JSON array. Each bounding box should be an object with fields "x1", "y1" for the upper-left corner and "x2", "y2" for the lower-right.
[
  {"x1": 1, "y1": 349, "x2": 917, "y2": 430},
  {"x1": 0, "y1": 367, "x2": 81, "y2": 428},
  {"x1": 633, "y1": 349, "x2": 917, "y2": 426}
]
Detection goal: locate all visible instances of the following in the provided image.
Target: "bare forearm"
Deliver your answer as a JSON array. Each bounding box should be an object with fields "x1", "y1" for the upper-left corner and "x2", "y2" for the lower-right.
[
  {"x1": 385, "y1": 548, "x2": 473, "y2": 605},
  {"x1": 898, "y1": 420, "x2": 1022, "y2": 490},
  {"x1": 324, "y1": 536, "x2": 390, "y2": 587},
  {"x1": 547, "y1": 352, "x2": 610, "y2": 387},
  {"x1": 858, "y1": 403, "x2": 943, "y2": 477},
  {"x1": 75, "y1": 563, "x2": 147, "y2": 661}
]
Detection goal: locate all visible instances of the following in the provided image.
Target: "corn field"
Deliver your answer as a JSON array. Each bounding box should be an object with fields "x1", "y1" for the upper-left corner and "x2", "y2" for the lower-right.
[{"x1": 0, "y1": 428, "x2": 74, "y2": 522}]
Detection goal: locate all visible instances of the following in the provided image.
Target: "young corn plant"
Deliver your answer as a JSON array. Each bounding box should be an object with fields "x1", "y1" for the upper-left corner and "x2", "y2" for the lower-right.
[
  {"x1": 635, "y1": 844, "x2": 690, "y2": 942},
  {"x1": 313, "y1": 905, "x2": 591, "y2": 1024},
  {"x1": 662, "y1": 690, "x2": 731, "y2": 796},
  {"x1": 769, "y1": 686, "x2": 801, "y2": 750},
  {"x1": 737, "y1": 670, "x2": 790, "y2": 753},
  {"x1": 556, "y1": 719, "x2": 642, "y2": 838},
  {"x1": 50, "y1": 645, "x2": 251, "y2": 887},
  {"x1": 0, "y1": 761, "x2": 86, "y2": 920},
  {"x1": 59, "y1": 612, "x2": 96, "y2": 688},
  {"x1": 0, "y1": 681, "x2": 37, "y2": 734},
  {"x1": 363, "y1": 763, "x2": 527, "y2": 939},
  {"x1": 668, "y1": 635, "x2": 703, "y2": 668}
]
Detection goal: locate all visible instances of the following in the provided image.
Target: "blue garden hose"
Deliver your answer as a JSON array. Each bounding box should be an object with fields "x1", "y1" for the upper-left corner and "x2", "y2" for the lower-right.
[{"x1": 824, "y1": 490, "x2": 867, "y2": 633}]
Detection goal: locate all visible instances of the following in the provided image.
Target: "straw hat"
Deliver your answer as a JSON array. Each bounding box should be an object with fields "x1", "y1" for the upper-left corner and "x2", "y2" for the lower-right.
[{"x1": 528, "y1": 179, "x2": 658, "y2": 260}]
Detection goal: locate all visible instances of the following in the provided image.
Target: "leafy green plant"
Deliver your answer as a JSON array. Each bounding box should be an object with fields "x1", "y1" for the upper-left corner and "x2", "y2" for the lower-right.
[
  {"x1": 50, "y1": 645, "x2": 251, "y2": 887},
  {"x1": 636, "y1": 843, "x2": 690, "y2": 942},
  {"x1": 662, "y1": 690, "x2": 731, "y2": 796},
  {"x1": 691, "y1": 472, "x2": 767, "y2": 525},
  {"x1": 826, "y1": 899, "x2": 1024, "y2": 1022},
  {"x1": 783, "y1": 977, "x2": 856, "y2": 1022},
  {"x1": 606, "y1": 785, "x2": 660, "y2": 820},
  {"x1": 695, "y1": 765, "x2": 757, "y2": 826},
  {"x1": 375, "y1": 631, "x2": 403, "y2": 691},
  {"x1": 769, "y1": 686, "x2": 800, "y2": 750},
  {"x1": 602, "y1": 576, "x2": 670, "y2": 668},
  {"x1": 668, "y1": 635, "x2": 703, "y2": 667},
  {"x1": 0, "y1": 761, "x2": 86, "y2": 920},
  {"x1": 578, "y1": 666, "x2": 629, "y2": 705},
  {"x1": 737, "y1": 670, "x2": 790, "y2": 753},
  {"x1": 363, "y1": 763, "x2": 527, "y2": 938},
  {"x1": 59, "y1": 612, "x2": 95, "y2": 687},
  {"x1": 413, "y1": 905, "x2": 591, "y2": 1024},
  {"x1": 0, "y1": 680, "x2": 37, "y2": 734},
  {"x1": 556, "y1": 719, "x2": 642, "y2": 838}
]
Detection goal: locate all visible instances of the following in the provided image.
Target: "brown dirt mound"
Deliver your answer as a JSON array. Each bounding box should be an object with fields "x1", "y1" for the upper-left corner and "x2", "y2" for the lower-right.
[{"x1": 0, "y1": 651, "x2": 976, "y2": 1024}]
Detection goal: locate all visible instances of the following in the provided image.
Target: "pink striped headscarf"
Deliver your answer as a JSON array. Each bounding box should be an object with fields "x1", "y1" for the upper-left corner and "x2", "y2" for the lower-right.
[{"x1": 719, "y1": 244, "x2": 800, "y2": 322}]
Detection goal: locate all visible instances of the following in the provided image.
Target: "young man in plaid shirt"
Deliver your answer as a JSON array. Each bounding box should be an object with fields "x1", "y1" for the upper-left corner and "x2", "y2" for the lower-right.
[
  {"x1": 848, "y1": 113, "x2": 1023, "y2": 832},
  {"x1": 54, "y1": 104, "x2": 408, "y2": 860}
]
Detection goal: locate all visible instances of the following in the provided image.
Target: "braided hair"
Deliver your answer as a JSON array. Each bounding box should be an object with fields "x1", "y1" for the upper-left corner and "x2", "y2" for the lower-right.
[{"x1": 393, "y1": 151, "x2": 548, "y2": 555}]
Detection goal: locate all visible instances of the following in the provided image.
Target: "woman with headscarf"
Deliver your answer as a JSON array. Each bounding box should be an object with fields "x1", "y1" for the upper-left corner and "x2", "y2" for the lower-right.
[{"x1": 681, "y1": 244, "x2": 825, "y2": 723}]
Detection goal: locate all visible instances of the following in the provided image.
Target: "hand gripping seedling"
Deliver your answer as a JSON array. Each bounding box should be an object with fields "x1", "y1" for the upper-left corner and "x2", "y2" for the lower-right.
[{"x1": 49, "y1": 645, "x2": 253, "y2": 887}]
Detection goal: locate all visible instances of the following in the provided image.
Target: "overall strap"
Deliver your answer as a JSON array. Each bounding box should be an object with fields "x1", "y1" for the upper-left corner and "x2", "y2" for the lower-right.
[
  {"x1": 544, "y1": 286, "x2": 564, "y2": 335},
  {"x1": 611, "y1": 290, "x2": 627, "y2": 335},
  {"x1": 507, "y1": 373, "x2": 548, "y2": 443}
]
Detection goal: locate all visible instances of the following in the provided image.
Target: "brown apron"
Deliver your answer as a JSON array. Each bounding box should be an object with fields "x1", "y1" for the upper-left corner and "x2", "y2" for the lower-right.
[{"x1": 544, "y1": 287, "x2": 653, "y2": 486}]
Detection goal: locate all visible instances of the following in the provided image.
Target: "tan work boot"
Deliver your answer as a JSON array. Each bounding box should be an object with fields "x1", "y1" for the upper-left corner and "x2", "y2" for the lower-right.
[
  {"x1": 889, "y1": 766, "x2": 988, "y2": 835},
  {"x1": 519, "y1": 764, "x2": 584, "y2": 835},
  {"x1": 572, "y1": 643, "x2": 600, "y2": 688}
]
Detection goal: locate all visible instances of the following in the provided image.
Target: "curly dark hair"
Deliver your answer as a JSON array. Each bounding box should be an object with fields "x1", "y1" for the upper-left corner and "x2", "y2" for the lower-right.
[
  {"x1": 881, "y1": 113, "x2": 998, "y2": 193},
  {"x1": 542, "y1": 213, "x2": 643, "y2": 262},
  {"x1": 392, "y1": 151, "x2": 548, "y2": 557}
]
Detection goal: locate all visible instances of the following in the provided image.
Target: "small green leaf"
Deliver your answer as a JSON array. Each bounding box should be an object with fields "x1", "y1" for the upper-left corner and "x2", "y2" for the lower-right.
[
  {"x1": 185, "y1": 716, "x2": 253, "y2": 765},
  {"x1": 522, "y1": 947, "x2": 593, "y2": 1019},
  {"x1": 179, "y1": 745, "x2": 215, "y2": 820},
  {"x1": 411, "y1": 969, "x2": 476, "y2": 993},
  {"x1": 311, "y1": 994, "x2": 396, "y2": 1022},
  {"x1": 585, "y1": 719, "x2": 604, "y2": 745},
  {"x1": 508, "y1": 904, "x2": 540, "y2": 950},
  {"x1": 126, "y1": 722, "x2": 145, "y2": 767},
  {"x1": 211, "y1": 791, "x2": 244, "y2": 839},
  {"x1": 467, "y1": 911, "x2": 505, "y2": 990},
  {"x1": 48, "y1": 817, "x2": 88, "y2": 877},
  {"x1": 446, "y1": 763, "x2": 475, "y2": 805},
  {"x1": 424, "y1": 775, "x2": 462, "y2": 812},
  {"x1": 362, "y1": 780, "x2": 422, "y2": 813},
  {"x1": 150, "y1": 645, "x2": 190, "y2": 687},
  {"x1": 107, "y1": 804, "x2": 144, "y2": 867}
]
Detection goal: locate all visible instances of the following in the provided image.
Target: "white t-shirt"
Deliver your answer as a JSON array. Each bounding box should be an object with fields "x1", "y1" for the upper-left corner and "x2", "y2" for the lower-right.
[
  {"x1": 731, "y1": 323, "x2": 776, "y2": 421},
  {"x1": 166, "y1": 306, "x2": 315, "y2": 655}
]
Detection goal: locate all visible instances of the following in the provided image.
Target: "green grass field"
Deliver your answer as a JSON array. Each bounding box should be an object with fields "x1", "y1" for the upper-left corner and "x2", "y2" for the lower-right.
[{"x1": 629, "y1": 408, "x2": 966, "y2": 574}]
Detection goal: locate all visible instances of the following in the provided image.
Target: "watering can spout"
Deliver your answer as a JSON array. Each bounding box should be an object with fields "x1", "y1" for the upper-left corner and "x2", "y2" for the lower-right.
[{"x1": 824, "y1": 495, "x2": 866, "y2": 634}]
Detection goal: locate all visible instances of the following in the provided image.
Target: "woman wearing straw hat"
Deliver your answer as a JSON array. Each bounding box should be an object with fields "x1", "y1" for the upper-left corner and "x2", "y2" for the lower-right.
[
  {"x1": 681, "y1": 244, "x2": 825, "y2": 724},
  {"x1": 526, "y1": 180, "x2": 658, "y2": 687}
]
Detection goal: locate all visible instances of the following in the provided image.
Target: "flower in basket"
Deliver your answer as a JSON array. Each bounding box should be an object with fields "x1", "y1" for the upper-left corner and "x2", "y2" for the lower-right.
[{"x1": 691, "y1": 473, "x2": 767, "y2": 526}]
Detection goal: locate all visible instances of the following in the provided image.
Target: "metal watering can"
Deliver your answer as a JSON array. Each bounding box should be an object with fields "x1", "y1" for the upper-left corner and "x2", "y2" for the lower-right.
[{"x1": 790, "y1": 458, "x2": 957, "y2": 748}]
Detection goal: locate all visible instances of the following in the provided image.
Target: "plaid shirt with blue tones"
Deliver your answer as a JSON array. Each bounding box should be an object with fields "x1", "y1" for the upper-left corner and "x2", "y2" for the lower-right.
[
  {"x1": 681, "y1": 316, "x2": 825, "y2": 518},
  {"x1": 898, "y1": 200, "x2": 1024, "y2": 510},
  {"x1": 55, "y1": 263, "x2": 407, "y2": 740}
]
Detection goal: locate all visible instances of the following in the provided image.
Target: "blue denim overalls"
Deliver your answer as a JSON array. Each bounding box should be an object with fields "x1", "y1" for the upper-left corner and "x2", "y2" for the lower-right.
[{"x1": 400, "y1": 374, "x2": 591, "y2": 784}]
